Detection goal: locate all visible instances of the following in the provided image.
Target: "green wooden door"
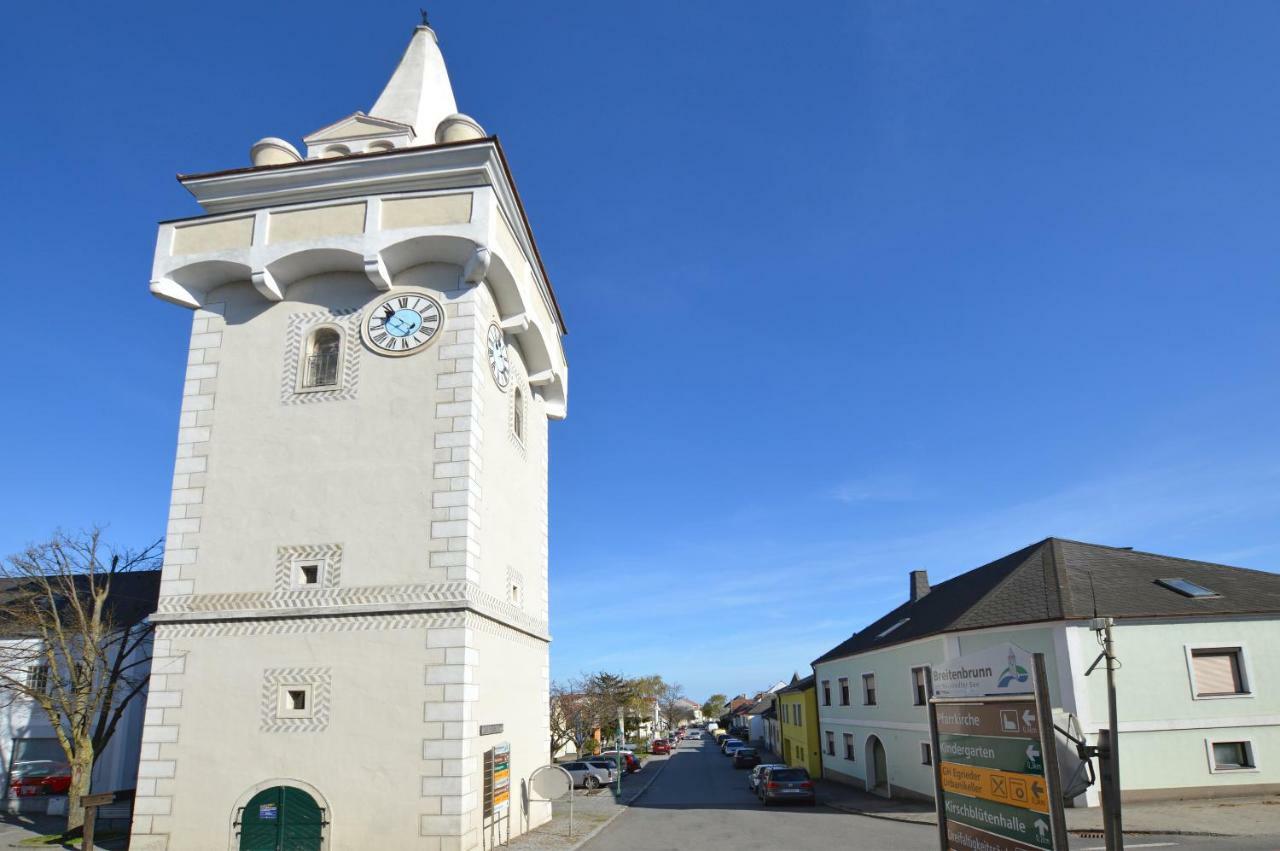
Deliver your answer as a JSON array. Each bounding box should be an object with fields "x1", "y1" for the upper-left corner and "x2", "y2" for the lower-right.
[{"x1": 239, "y1": 786, "x2": 324, "y2": 851}]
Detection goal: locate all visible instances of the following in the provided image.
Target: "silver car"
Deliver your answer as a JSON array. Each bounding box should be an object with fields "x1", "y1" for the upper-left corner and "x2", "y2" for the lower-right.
[
  {"x1": 749, "y1": 763, "x2": 787, "y2": 792},
  {"x1": 560, "y1": 760, "x2": 613, "y2": 789}
]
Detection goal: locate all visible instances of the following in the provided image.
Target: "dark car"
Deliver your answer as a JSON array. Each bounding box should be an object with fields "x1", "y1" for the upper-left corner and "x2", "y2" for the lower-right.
[
  {"x1": 651, "y1": 740, "x2": 671, "y2": 755},
  {"x1": 732, "y1": 747, "x2": 761, "y2": 769},
  {"x1": 758, "y1": 766, "x2": 816, "y2": 806}
]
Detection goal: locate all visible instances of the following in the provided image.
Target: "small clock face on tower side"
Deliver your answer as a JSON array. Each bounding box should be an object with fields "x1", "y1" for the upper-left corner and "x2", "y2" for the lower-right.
[
  {"x1": 361, "y1": 291, "x2": 444, "y2": 356},
  {"x1": 487, "y1": 323, "x2": 512, "y2": 390}
]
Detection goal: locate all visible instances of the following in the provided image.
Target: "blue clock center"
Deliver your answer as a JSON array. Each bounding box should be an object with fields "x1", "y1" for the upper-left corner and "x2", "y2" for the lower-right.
[{"x1": 386, "y1": 309, "x2": 423, "y2": 338}]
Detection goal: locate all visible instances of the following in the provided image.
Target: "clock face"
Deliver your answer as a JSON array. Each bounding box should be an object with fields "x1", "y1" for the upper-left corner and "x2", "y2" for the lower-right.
[
  {"x1": 361, "y1": 291, "x2": 444, "y2": 356},
  {"x1": 487, "y1": 323, "x2": 512, "y2": 390}
]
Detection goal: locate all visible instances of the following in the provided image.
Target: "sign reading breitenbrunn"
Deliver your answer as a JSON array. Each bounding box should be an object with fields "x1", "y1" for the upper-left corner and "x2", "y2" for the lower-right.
[{"x1": 928, "y1": 644, "x2": 1067, "y2": 851}]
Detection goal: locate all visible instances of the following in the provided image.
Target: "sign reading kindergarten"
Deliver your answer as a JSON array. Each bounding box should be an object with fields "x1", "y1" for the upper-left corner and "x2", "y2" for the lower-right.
[{"x1": 927, "y1": 645, "x2": 1068, "y2": 851}]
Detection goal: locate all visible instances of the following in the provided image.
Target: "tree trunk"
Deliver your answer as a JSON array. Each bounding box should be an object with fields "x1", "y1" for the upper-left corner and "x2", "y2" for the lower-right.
[{"x1": 65, "y1": 741, "x2": 93, "y2": 835}]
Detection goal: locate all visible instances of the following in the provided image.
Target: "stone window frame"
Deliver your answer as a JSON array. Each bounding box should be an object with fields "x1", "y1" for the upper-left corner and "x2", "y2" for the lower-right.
[
  {"x1": 275, "y1": 544, "x2": 343, "y2": 593},
  {"x1": 281, "y1": 309, "x2": 361, "y2": 405},
  {"x1": 261, "y1": 668, "x2": 331, "y2": 732}
]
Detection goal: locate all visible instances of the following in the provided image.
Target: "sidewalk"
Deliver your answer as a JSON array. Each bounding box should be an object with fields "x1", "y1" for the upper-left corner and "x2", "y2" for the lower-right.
[
  {"x1": 508, "y1": 754, "x2": 671, "y2": 851},
  {"x1": 754, "y1": 743, "x2": 1280, "y2": 838},
  {"x1": 817, "y1": 777, "x2": 1280, "y2": 837}
]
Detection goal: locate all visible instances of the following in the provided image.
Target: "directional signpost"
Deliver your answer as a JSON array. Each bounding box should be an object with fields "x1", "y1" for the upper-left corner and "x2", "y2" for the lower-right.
[{"x1": 928, "y1": 645, "x2": 1068, "y2": 851}]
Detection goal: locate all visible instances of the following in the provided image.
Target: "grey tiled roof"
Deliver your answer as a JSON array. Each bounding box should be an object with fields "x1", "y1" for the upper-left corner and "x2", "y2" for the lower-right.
[
  {"x1": 777, "y1": 674, "x2": 815, "y2": 694},
  {"x1": 813, "y1": 538, "x2": 1280, "y2": 666}
]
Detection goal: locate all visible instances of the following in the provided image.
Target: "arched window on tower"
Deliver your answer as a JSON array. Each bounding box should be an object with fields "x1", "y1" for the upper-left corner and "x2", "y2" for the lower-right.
[
  {"x1": 304, "y1": 327, "x2": 342, "y2": 388},
  {"x1": 513, "y1": 387, "x2": 525, "y2": 443}
]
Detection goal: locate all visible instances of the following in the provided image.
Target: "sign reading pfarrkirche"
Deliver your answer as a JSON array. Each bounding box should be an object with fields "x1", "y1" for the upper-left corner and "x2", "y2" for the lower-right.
[{"x1": 926, "y1": 644, "x2": 1069, "y2": 851}]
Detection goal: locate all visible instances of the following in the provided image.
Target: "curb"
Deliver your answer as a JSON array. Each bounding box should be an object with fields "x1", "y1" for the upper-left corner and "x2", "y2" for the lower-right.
[
  {"x1": 558, "y1": 753, "x2": 674, "y2": 851},
  {"x1": 822, "y1": 799, "x2": 1229, "y2": 838}
]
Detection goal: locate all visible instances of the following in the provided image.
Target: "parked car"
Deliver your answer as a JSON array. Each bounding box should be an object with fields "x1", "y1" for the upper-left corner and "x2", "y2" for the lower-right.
[
  {"x1": 721, "y1": 738, "x2": 744, "y2": 755},
  {"x1": 561, "y1": 761, "x2": 613, "y2": 790},
  {"x1": 758, "y1": 766, "x2": 816, "y2": 806},
  {"x1": 749, "y1": 763, "x2": 787, "y2": 793},
  {"x1": 732, "y1": 747, "x2": 761, "y2": 769},
  {"x1": 651, "y1": 740, "x2": 671, "y2": 755},
  {"x1": 714, "y1": 732, "x2": 729, "y2": 746},
  {"x1": 8, "y1": 761, "x2": 71, "y2": 797},
  {"x1": 577, "y1": 759, "x2": 618, "y2": 781},
  {"x1": 598, "y1": 750, "x2": 642, "y2": 773}
]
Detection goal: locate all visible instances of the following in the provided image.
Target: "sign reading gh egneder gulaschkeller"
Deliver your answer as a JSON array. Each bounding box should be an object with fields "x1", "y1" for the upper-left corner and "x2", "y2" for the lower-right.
[{"x1": 929, "y1": 644, "x2": 1068, "y2": 851}]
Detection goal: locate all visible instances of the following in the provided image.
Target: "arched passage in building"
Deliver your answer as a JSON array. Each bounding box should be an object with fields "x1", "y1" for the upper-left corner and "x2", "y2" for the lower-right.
[
  {"x1": 233, "y1": 781, "x2": 328, "y2": 851},
  {"x1": 864, "y1": 735, "x2": 889, "y2": 797}
]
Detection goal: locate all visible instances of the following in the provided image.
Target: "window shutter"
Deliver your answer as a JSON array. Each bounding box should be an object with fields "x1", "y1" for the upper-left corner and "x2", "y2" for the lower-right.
[{"x1": 1193, "y1": 651, "x2": 1242, "y2": 695}]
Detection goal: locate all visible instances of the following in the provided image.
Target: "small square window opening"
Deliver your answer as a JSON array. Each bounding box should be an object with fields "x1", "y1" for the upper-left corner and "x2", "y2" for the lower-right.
[{"x1": 277, "y1": 684, "x2": 314, "y2": 719}]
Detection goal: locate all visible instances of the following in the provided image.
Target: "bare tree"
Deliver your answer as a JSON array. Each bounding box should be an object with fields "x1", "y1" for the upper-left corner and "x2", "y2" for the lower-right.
[
  {"x1": 550, "y1": 677, "x2": 605, "y2": 758},
  {"x1": 657, "y1": 682, "x2": 693, "y2": 730},
  {"x1": 0, "y1": 529, "x2": 162, "y2": 835}
]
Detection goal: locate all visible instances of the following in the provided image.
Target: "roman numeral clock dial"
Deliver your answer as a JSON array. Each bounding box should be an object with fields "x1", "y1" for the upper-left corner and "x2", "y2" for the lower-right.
[{"x1": 360, "y1": 291, "x2": 445, "y2": 357}]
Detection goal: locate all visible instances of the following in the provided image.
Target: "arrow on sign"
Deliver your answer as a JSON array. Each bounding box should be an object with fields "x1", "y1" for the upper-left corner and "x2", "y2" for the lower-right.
[
  {"x1": 1022, "y1": 710, "x2": 1036, "y2": 728},
  {"x1": 1026, "y1": 744, "x2": 1040, "y2": 762},
  {"x1": 1031, "y1": 780, "x2": 1045, "y2": 802},
  {"x1": 1034, "y1": 819, "x2": 1049, "y2": 840}
]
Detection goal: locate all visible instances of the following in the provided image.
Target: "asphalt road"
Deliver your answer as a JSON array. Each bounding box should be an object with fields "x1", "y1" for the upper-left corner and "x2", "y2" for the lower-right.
[
  {"x1": 581, "y1": 738, "x2": 932, "y2": 850},
  {"x1": 581, "y1": 738, "x2": 1280, "y2": 851}
]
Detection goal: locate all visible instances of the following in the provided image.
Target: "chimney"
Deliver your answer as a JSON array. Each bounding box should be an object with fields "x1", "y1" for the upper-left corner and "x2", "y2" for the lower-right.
[{"x1": 910, "y1": 569, "x2": 930, "y2": 602}]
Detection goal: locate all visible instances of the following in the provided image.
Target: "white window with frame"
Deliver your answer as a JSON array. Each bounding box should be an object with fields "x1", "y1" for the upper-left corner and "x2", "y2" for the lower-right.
[
  {"x1": 822, "y1": 680, "x2": 831, "y2": 706},
  {"x1": 862, "y1": 673, "x2": 877, "y2": 706},
  {"x1": 843, "y1": 732, "x2": 855, "y2": 760},
  {"x1": 920, "y1": 741, "x2": 933, "y2": 765},
  {"x1": 1206, "y1": 739, "x2": 1257, "y2": 773},
  {"x1": 838, "y1": 677, "x2": 850, "y2": 705},
  {"x1": 26, "y1": 664, "x2": 49, "y2": 694},
  {"x1": 911, "y1": 666, "x2": 928, "y2": 706},
  {"x1": 1186, "y1": 646, "x2": 1251, "y2": 699},
  {"x1": 825, "y1": 730, "x2": 835, "y2": 756}
]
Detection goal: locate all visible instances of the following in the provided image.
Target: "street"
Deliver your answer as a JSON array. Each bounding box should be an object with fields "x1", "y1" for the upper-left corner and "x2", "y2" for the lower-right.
[{"x1": 579, "y1": 739, "x2": 1280, "y2": 851}]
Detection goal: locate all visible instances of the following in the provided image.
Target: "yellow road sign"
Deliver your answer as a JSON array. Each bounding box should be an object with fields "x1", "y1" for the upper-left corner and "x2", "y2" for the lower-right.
[{"x1": 940, "y1": 762, "x2": 1049, "y2": 815}]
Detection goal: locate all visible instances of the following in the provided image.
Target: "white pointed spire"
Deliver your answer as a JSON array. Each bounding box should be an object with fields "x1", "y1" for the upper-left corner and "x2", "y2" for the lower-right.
[{"x1": 369, "y1": 25, "x2": 459, "y2": 144}]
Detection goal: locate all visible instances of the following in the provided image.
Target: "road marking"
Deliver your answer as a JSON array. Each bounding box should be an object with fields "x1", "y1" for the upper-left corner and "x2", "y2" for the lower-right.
[{"x1": 1081, "y1": 844, "x2": 1177, "y2": 850}]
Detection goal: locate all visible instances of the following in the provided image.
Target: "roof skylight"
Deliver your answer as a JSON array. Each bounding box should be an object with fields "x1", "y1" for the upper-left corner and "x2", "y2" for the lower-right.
[
  {"x1": 876, "y1": 618, "x2": 910, "y2": 639},
  {"x1": 1156, "y1": 578, "x2": 1221, "y2": 599}
]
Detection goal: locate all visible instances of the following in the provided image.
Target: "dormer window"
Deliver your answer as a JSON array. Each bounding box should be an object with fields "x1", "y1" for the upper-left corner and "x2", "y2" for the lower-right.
[{"x1": 303, "y1": 328, "x2": 341, "y2": 389}]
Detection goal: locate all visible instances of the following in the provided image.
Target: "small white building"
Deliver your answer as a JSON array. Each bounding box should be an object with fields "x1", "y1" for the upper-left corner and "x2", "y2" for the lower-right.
[
  {"x1": 0, "y1": 571, "x2": 160, "y2": 816},
  {"x1": 813, "y1": 538, "x2": 1280, "y2": 806}
]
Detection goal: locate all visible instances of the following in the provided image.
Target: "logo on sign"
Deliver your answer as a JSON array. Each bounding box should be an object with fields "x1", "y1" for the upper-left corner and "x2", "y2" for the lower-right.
[
  {"x1": 259, "y1": 804, "x2": 278, "y2": 820},
  {"x1": 998, "y1": 648, "x2": 1030, "y2": 688}
]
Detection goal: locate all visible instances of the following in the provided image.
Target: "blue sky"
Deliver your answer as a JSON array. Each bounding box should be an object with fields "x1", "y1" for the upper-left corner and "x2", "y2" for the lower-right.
[{"x1": 3, "y1": 2, "x2": 1279, "y2": 702}]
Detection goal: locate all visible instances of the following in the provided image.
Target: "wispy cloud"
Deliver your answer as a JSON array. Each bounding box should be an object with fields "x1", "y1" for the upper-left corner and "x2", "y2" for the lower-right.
[{"x1": 829, "y1": 472, "x2": 927, "y2": 504}]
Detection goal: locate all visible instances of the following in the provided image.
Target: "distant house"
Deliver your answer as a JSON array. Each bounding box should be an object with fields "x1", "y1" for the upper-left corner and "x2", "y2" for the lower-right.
[
  {"x1": 0, "y1": 570, "x2": 161, "y2": 815},
  {"x1": 673, "y1": 697, "x2": 703, "y2": 723},
  {"x1": 776, "y1": 674, "x2": 822, "y2": 776},
  {"x1": 812, "y1": 538, "x2": 1280, "y2": 805}
]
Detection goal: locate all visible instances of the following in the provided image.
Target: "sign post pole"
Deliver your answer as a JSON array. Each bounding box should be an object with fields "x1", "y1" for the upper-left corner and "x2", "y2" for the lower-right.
[
  {"x1": 1033, "y1": 653, "x2": 1069, "y2": 848},
  {"x1": 925, "y1": 665, "x2": 948, "y2": 851}
]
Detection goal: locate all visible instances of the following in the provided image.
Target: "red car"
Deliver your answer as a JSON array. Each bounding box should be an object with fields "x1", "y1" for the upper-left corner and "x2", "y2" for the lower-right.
[
  {"x1": 9, "y1": 762, "x2": 71, "y2": 797},
  {"x1": 651, "y1": 740, "x2": 671, "y2": 755}
]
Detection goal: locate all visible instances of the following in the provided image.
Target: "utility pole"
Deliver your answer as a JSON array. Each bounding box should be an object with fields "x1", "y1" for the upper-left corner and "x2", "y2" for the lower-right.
[
  {"x1": 1086, "y1": 617, "x2": 1123, "y2": 850},
  {"x1": 616, "y1": 708, "x2": 624, "y2": 795}
]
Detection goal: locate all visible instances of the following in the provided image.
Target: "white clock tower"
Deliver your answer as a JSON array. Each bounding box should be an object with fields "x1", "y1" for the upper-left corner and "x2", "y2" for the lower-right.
[{"x1": 131, "y1": 23, "x2": 567, "y2": 851}]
